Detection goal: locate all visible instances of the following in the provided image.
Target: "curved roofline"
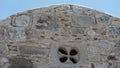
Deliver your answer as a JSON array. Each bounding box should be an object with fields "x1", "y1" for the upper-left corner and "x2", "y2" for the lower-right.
[{"x1": 0, "y1": 4, "x2": 120, "y2": 21}]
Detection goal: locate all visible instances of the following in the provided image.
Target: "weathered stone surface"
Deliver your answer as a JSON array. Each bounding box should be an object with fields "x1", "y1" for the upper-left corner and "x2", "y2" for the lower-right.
[
  {"x1": 94, "y1": 62, "x2": 112, "y2": 68},
  {"x1": 0, "y1": 57, "x2": 9, "y2": 68},
  {"x1": 87, "y1": 40, "x2": 114, "y2": 61},
  {"x1": 32, "y1": 14, "x2": 59, "y2": 31},
  {"x1": 8, "y1": 57, "x2": 33, "y2": 68},
  {"x1": 5, "y1": 27, "x2": 26, "y2": 41},
  {"x1": 7, "y1": 42, "x2": 18, "y2": 54},
  {"x1": 0, "y1": 27, "x2": 5, "y2": 41},
  {"x1": 95, "y1": 14, "x2": 111, "y2": 26},
  {"x1": 70, "y1": 27, "x2": 85, "y2": 34},
  {"x1": 11, "y1": 15, "x2": 30, "y2": 27},
  {"x1": 110, "y1": 17, "x2": 120, "y2": 26},
  {"x1": 0, "y1": 43, "x2": 8, "y2": 54},
  {"x1": 71, "y1": 15, "x2": 95, "y2": 27},
  {"x1": 0, "y1": 4, "x2": 120, "y2": 68},
  {"x1": 107, "y1": 26, "x2": 120, "y2": 40},
  {"x1": 19, "y1": 46, "x2": 49, "y2": 55},
  {"x1": 0, "y1": 17, "x2": 11, "y2": 25}
]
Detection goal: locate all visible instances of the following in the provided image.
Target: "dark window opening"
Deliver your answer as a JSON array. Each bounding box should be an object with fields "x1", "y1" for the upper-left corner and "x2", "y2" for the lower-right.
[
  {"x1": 58, "y1": 46, "x2": 79, "y2": 64},
  {"x1": 70, "y1": 49, "x2": 78, "y2": 56},
  {"x1": 58, "y1": 48, "x2": 67, "y2": 55},
  {"x1": 70, "y1": 57, "x2": 77, "y2": 64},
  {"x1": 59, "y1": 57, "x2": 67, "y2": 63}
]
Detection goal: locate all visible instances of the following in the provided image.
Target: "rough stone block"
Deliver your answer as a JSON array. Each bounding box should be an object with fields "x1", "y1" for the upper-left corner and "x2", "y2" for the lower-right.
[
  {"x1": 96, "y1": 14, "x2": 111, "y2": 26},
  {"x1": 107, "y1": 26, "x2": 120, "y2": 40},
  {"x1": 71, "y1": 5, "x2": 95, "y2": 15},
  {"x1": 11, "y1": 15, "x2": 30, "y2": 27},
  {"x1": 70, "y1": 28, "x2": 85, "y2": 34},
  {"x1": 19, "y1": 46, "x2": 49, "y2": 55},
  {"x1": 94, "y1": 62, "x2": 112, "y2": 68},
  {"x1": 87, "y1": 40, "x2": 114, "y2": 61},
  {"x1": 0, "y1": 57, "x2": 9, "y2": 68},
  {"x1": 32, "y1": 14, "x2": 59, "y2": 31},
  {"x1": 5, "y1": 27, "x2": 26, "y2": 41},
  {"x1": 8, "y1": 57, "x2": 33, "y2": 68},
  {"x1": 25, "y1": 28, "x2": 53, "y2": 40},
  {"x1": 0, "y1": 17, "x2": 11, "y2": 25},
  {"x1": 113, "y1": 47, "x2": 120, "y2": 57},
  {"x1": 71, "y1": 15, "x2": 95, "y2": 27},
  {"x1": 7, "y1": 42, "x2": 18, "y2": 54}
]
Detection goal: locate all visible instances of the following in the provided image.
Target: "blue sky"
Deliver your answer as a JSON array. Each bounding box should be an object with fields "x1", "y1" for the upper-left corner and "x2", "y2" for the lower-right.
[{"x1": 0, "y1": 0, "x2": 120, "y2": 19}]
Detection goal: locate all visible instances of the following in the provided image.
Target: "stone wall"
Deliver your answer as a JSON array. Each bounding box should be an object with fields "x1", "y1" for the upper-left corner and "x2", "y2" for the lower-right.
[{"x1": 0, "y1": 4, "x2": 120, "y2": 68}]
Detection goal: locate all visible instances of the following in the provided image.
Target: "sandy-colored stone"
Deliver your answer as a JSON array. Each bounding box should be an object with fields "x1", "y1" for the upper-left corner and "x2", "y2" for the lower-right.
[{"x1": 0, "y1": 4, "x2": 120, "y2": 68}]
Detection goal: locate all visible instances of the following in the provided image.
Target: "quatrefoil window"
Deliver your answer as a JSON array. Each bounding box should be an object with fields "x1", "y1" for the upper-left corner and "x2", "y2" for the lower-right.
[{"x1": 58, "y1": 46, "x2": 79, "y2": 64}]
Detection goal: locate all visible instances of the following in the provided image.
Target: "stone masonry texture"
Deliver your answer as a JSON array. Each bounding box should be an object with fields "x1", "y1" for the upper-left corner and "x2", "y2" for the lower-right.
[{"x1": 0, "y1": 4, "x2": 120, "y2": 68}]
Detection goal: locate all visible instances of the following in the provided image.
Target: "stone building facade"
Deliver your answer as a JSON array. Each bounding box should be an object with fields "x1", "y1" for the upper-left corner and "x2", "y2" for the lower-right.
[{"x1": 0, "y1": 4, "x2": 120, "y2": 68}]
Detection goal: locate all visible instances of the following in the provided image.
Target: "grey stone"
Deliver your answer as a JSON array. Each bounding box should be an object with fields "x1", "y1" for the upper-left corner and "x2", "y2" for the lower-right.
[
  {"x1": 113, "y1": 47, "x2": 120, "y2": 57},
  {"x1": 0, "y1": 4, "x2": 120, "y2": 68},
  {"x1": 71, "y1": 15, "x2": 95, "y2": 27},
  {"x1": 0, "y1": 17, "x2": 11, "y2": 25},
  {"x1": 96, "y1": 14, "x2": 111, "y2": 26},
  {"x1": 55, "y1": 5, "x2": 71, "y2": 11},
  {"x1": 19, "y1": 46, "x2": 49, "y2": 55},
  {"x1": 70, "y1": 28, "x2": 85, "y2": 34},
  {"x1": 0, "y1": 27, "x2": 5, "y2": 41},
  {"x1": 8, "y1": 57, "x2": 33, "y2": 68},
  {"x1": 115, "y1": 43, "x2": 120, "y2": 47},
  {"x1": 71, "y1": 5, "x2": 95, "y2": 15},
  {"x1": 87, "y1": 40, "x2": 114, "y2": 61},
  {"x1": 7, "y1": 43, "x2": 18, "y2": 53},
  {"x1": 107, "y1": 26, "x2": 120, "y2": 35},
  {"x1": 32, "y1": 14, "x2": 59, "y2": 31},
  {"x1": 94, "y1": 62, "x2": 112, "y2": 68},
  {"x1": 107, "y1": 26, "x2": 120, "y2": 40},
  {"x1": 110, "y1": 17, "x2": 120, "y2": 26},
  {"x1": 11, "y1": 15, "x2": 30, "y2": 27},
  {"x1": 0, "y1": 57, "x2": 9, "y2": 68},
  {"x1": 0, "y1": 43, "x2": 7, "y2": 54},
  {"x1": 5, "y1": 27, "x2": 26, "y2": 41}
]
